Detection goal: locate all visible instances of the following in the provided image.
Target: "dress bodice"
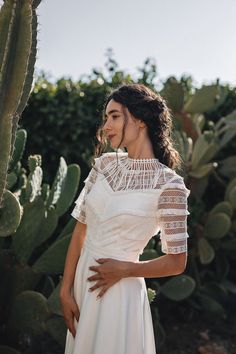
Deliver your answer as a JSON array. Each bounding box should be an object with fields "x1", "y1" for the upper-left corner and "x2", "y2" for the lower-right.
[{"x1": 71, "y1": 152, "x2": 191, "y2": 257}]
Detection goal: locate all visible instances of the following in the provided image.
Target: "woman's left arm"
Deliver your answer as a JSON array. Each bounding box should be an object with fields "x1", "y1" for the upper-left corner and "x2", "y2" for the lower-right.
[
  {"x1": 87, "y1": 252, "x2": 186, "y2": 299},
  {"x1": 123, "y1": 252, "x2": 187, "y2": 278}
]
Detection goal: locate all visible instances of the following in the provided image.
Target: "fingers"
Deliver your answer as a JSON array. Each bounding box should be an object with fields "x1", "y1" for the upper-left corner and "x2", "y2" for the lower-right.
[
  {"x1": 72, "y1": 303, "x2": 80, "y2": 322},
  {"x1": 60, "y1": 295, "x2": 80, "y2": 338},
  {"x1": 89, "y1": 280, "x2": 107, "y2": 292},
  {"x1": 87, "y1": 274, "x2": 103, "y2": 282},
  {"x1": 68, "y1": 316, "x2": 76, "y2": 338},
  {"x1": 97, "y1": 286, "x2": 108, "y2": 299},
  {"x1": 95, "y1": 258, "x2": 110, "y2": 263},
  {"x1": 89, "y1": 265, "x2": 100, "y2": 272}
]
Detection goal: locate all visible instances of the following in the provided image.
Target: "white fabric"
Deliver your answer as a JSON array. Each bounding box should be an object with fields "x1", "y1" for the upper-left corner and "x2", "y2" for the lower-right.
[{"x1": 65, "y1": 151, "x2": 191, "y2": 354}]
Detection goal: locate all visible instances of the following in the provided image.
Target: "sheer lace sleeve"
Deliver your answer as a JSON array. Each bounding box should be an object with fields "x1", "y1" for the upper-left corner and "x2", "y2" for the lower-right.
[
  {"x1": 156, "y1": 175, "x2": 191, "y2": 254},
  {"x1": 71, "y1": 157, "x2": 100, "y2": 224}
]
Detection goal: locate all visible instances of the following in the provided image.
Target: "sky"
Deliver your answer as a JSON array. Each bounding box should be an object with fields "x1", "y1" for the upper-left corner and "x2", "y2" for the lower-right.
[{"x1": 1, "y1": 0, "x2": 236, "y2": 87}]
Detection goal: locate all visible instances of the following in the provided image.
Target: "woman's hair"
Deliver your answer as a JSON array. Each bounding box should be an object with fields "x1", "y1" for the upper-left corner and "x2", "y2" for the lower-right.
[{"x1": 92, "y1": 83, "x2": 182, "y2": 171}]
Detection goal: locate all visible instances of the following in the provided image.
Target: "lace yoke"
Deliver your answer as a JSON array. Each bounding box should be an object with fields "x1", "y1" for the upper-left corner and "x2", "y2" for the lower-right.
[{"x1": 71, "y1": 152, "x2": 191, "y2": 255}]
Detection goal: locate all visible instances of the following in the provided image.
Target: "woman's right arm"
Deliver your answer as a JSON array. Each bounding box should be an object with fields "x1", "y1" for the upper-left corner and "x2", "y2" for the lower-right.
[
  {"x1": 59, "y1": 221, "x2": 87, "y2": 337},
  {"x1": 60, "y1": 221, "x2": 87, "y2": 297}
]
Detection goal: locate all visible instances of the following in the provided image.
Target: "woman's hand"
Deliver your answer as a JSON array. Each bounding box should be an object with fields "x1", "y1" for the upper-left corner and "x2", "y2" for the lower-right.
[
  {"x1": 60, "y1": 292, "x2": 80, "y2": 338},
  {"x1": 88, "y1": 258, "x2": 129, "y2": 299}
]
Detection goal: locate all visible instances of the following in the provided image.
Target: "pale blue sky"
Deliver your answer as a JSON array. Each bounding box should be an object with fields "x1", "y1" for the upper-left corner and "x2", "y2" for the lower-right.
[{"x1": 1, "y1": 0, "x2": 236, "y2": 87}]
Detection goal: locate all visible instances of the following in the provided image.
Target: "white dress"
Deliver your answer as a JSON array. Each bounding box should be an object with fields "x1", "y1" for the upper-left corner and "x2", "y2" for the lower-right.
[{"x1": 64, "y1": 151, "x2": 191, "y2": 354}]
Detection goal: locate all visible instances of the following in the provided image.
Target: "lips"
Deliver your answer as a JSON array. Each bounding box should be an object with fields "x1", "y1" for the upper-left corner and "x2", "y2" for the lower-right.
[{"x1": 108, "y1": 134, "x2": 116, "y2": 140}]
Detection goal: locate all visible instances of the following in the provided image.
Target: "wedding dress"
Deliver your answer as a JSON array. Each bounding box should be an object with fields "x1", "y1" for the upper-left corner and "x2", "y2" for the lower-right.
[{"x1": 64, "y1": 151, "x2": 191, "y2": 354}]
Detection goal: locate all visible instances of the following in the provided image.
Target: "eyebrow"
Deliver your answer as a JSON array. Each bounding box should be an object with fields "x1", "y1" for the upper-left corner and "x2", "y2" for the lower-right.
[{"x1": 104, "y1": 109, "x2": 121, "y2": 117}]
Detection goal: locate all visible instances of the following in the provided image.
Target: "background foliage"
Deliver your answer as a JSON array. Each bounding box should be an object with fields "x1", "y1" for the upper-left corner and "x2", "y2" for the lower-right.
[{"x1": 2, "y1": 50, "x2": 236, "y2": 352}]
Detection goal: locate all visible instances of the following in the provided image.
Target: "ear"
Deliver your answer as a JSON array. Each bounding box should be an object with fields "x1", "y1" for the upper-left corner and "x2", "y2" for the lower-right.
[{"x1": 138, "y1": 120, "x2": 146, "y2": 128}]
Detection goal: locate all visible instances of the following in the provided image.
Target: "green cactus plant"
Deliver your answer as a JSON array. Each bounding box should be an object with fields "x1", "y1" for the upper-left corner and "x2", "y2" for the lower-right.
[
  {"x1": 6, "y1": 290, "x2": 50, "y2": 346},
  {"x1": 24, "y1": 155, "x2": 43, "y2": 203},
  {"x1": 46, "y1": 315, "x2": 67, "y2": 348},
  {"x1": 209, "y1": 201, "x2": 233, "y2": 218},
  {"x1": 151, "y1": 77, "x2": 236, "y2": 321},
  {"x1": 183, "y1": 84, "x2": 228, "y2": 114},
  {"x1": 204, "y1": 212, "x2": 231, "y2": 239},
  {"x1": 161, "y1": 275, "x2": 196, "y2": 301},
  {"x1": 32, "y1": 234, "x2": 71, "y2": 274},
  {"x1": 0, "y1": 190, "x2": 22, "y2": 237},
  {"x1": 198, "y1": 237, "x2": 215, "y2": 265},
  {"x1": 0, "y1": 127, "x2": 81, "y2": 351},
  {"x1": 0, "y1": 0, "x2": 41, "y2": 206}
]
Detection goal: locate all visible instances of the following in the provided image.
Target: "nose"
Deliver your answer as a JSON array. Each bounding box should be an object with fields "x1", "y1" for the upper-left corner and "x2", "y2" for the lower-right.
[{"x1": 102, "y1": 119, "x2": 112, "y2": 132}]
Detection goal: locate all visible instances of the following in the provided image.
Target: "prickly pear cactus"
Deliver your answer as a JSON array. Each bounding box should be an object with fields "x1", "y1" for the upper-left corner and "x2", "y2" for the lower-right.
[
  {"x1": 0, "y1": 190, "x2": 22, "y2": 237},
  {"x1": 24, "y1": 155, "x2": 43, "y2": 203},
  {"x1": 161, "y1": 275, "x2": 196, "y2": 301},
  {"x1": 6, "y1": 290, "x2": 50, "y2": 346}
]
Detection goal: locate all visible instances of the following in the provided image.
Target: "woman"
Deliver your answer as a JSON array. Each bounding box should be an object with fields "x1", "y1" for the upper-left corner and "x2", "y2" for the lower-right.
[{"x1": 60, "y1": 83, "x2": 191, "y2": 354}]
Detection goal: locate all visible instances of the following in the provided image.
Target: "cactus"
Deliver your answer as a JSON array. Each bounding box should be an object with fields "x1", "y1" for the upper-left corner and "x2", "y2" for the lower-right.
[
  {"x1": 24, "y1": 155, "x2": 43, "y2": 203},
  {"x1": 32, "y1": 234, "x2": 71, "y2": 274},
  {"x1": 190, "y1": 131, "x2": 218, "y2": 171},
  {"x1": 219, "y1": 110, "x2": 236, "y2": 149},
  {"x1": 219, "y1": 155, "x2": 236, "y2": 178},
  {"x1": 140, "y1": 248, "x2": 159, "y2": 261},
  {"x1": 1, "y1": 262, "x2": 42, "y2": 308},
  {"x1": 11, "y1": 152, "x2": 80, "y2": 261},
  {"x1": 209, "y1": 201, "x2": 233, "y2": 218},
  {"x1": 0, "y1": 0, "x2": 41, "y2": 206},
  {"x1": 174, "y1": 130, "x2": 192, "y2": 164},
  {"x1": 41, "y1": 183, "x2": 50, "y2": 202},
  {"x1": 46, "y1": 157, "x2": 68, "y2": 208},
  {"x1": 189, "y1": 162, "x2": 216, "y2": 178},
  {"x1": 0, "y1": 190, "x2": 22, "y2": 237},
  {"x1": 8, "y1": 129, "x2": 27, "y2": 173},
  {"x1": 204, "y1": 212, "x2": 231, "y2": 239},
  {"x1": 56, "y1": 164, "x2": 81, "y2": 217},
  {"x1": 46, "y1": 316, "x2": 67, "y2": 348},
  {"x1": 161, "y1": 275, "x2": 196, "y2": 301},
  {"x1": 6, "y1": 172, "x2": 18, "y2": 189},
  {"x1": 47, "y1": 282, "x2": 63, "y2": 316},
  {"x1": 0, "y1": 150, "x2": 80, "y2": 350},
  {"x1": 184, "y1": 84, "x2": 228, "y2": 114},
  {"x1": 57, "y1": 217, "x2": 76, "y2": 240},
  {"x1": 228, "y1": 186, "x2": 236, "y2": 209},
  {"x1": 225, "y1": 177, "x2": 236, "y2": 201},
  {"x1": 6, "y1": 290, "x2": 50, "y2": 345},
  {"x1": 196, "y1": 292, "x2": 226, "y2": 319},
  {"x1": 12, "y1": 198, "x2": 58, "y2": 262},
  {"x1": 198, "y1": 237, "x2": 215, "y2": 265},
  {"x1": 160, "y1": 77, "x2": 185, "y2": 113}
]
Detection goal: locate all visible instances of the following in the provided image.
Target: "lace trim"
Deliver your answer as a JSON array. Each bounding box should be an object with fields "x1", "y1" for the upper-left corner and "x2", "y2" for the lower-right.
[
  {"x1": 162, "y1": 244, "x2": 188, "y2": 254},
  {"x1": 71, "y1": 187, "x2": 87, "y2": 223},
  {"x1": 71, "y1": 152, "x2": 191, "y2": 255},
  {"x1": 97, "y1": 152, "x2": 179, "y2": 191}
]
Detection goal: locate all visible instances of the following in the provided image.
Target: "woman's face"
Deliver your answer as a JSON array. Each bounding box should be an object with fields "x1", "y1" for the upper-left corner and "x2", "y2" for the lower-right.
[{"x1": 102, "y1": 99, "x2": 141, "y2": 149}]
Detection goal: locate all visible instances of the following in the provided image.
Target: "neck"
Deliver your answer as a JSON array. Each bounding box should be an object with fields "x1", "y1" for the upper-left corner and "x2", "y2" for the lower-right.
[{"x1": 126, "y1": 140, "x2": 155, "y2": 159}]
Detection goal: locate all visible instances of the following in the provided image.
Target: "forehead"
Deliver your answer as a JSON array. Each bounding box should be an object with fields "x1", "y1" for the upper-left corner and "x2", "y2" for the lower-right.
[{"x1": 105, "y1": 99, "x2": 123, "y2": 116}]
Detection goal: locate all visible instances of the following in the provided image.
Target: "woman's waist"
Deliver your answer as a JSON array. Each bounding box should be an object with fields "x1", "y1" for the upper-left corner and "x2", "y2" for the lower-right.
[{"x1": 83, "y1": 237, "x2": 140, "y2": 262}]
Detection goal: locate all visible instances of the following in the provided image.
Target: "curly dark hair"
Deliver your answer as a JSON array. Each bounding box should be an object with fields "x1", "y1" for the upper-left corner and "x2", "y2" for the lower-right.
[{"x1": 92, "y1": 83, "x2": 182, "y2": 171}]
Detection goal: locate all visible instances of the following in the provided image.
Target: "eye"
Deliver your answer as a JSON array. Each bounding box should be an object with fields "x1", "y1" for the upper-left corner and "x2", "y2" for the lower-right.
[{"x1": 102, "y1": 115, "x2": 119, "y2": 124}]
